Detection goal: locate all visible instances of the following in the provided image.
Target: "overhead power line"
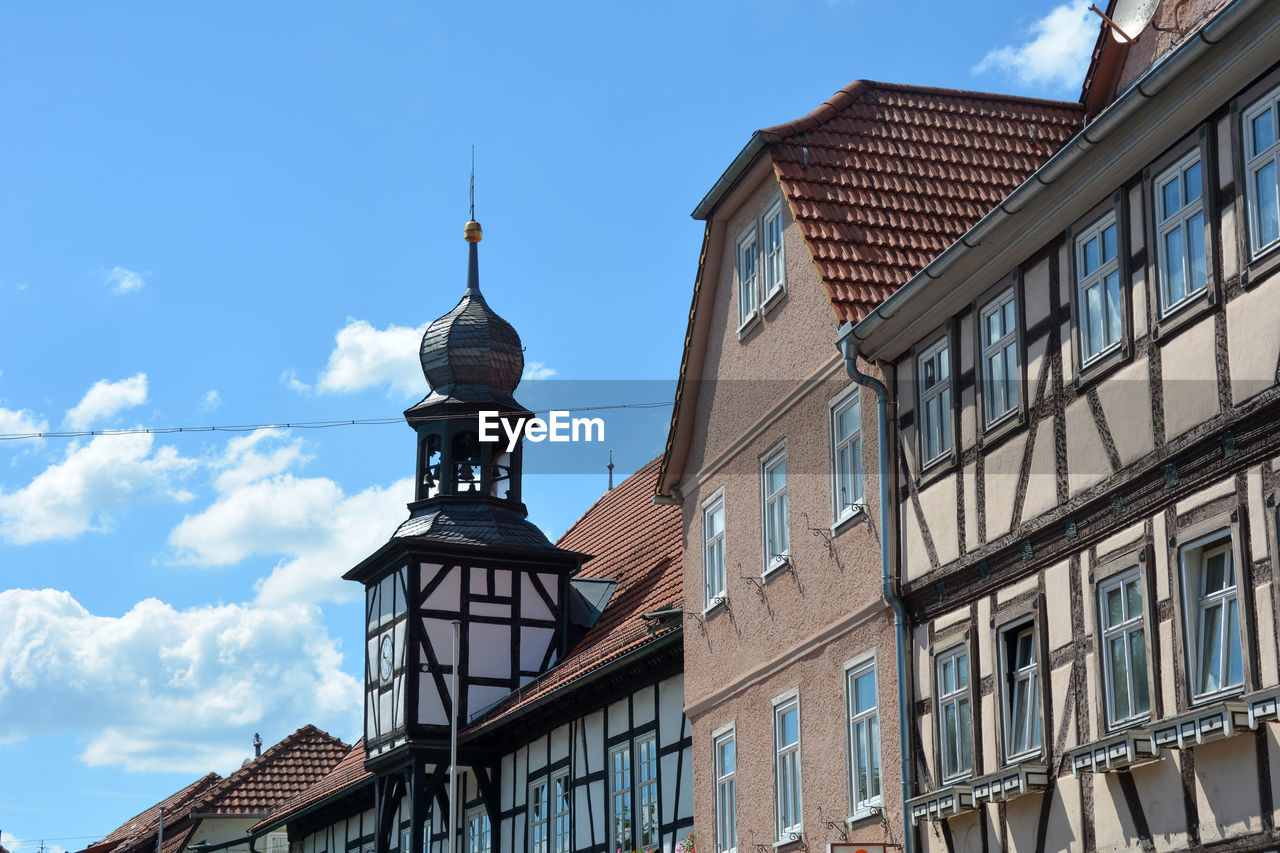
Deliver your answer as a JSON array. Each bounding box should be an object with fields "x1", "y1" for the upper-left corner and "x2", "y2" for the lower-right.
[{"x1": 0, "y1": 402, "x2": 672, "y2": 443}]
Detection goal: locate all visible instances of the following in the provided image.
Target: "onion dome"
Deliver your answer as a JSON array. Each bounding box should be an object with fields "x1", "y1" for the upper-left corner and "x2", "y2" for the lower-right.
[{"x1": 418, "y1": 220, "x2": 524, "y2": 396}]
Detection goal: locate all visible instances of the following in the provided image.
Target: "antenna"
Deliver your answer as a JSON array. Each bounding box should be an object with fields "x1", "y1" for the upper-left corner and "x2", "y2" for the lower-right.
[
  {"x1": 469, "y1": 146, "x2": 475, "y2": 220},
  {"x1": 1089, "y1": 0, "x2": 1158, "y2": 44},
  {"x1": 607, "y1": 451, "x2": 615, "y2": 490}
]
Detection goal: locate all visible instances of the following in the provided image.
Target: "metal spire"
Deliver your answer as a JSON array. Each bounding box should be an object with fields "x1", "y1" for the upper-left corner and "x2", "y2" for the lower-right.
[{"x1": 607, "y1": 451, "x2": 614, "y2": 490}]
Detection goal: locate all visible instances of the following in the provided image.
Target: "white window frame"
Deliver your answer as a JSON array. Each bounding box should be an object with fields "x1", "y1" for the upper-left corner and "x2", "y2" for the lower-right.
[
  {"x1": 1180, "y1": 533, "x2": 1244, "y2": 702},
  {"x1": 1074, "y1": 211, "x2": 1124, "y2": 365},
  {"x1": 1244, "y1": 84, "x2": 1280, "y2": 258},
  {"x1": 917, "y1": 336, "x2": 952, "y2": 466},
  {"x1": 1000, "y1": 620, "x2": 1041, "y2": 762},
  {"x1": 736, "y1": 196, "x2": 788, "y2": 334},
  {"x1": 830, "y1": 386, "x2": 863, "y2": 525},
  {"x1": 466, "y1": 806, "x2": 491, "y2": 853},
  {"x1": 713, "y1": 724, "x2": 737, "y2": 853},
  {"x1": 979, "y1": 287, "x2": 1019, "y2": 428},
  {"x1": 936, "y1": 645, "x2": 972, "y2": 783},
  {"x1": 846, "y1": 655, "x2": 881, "y2": 818},
  {"x1": 773, "y1": 691, "x2": 803, "y2": 838},
  {"x1": 529, "y1": 778, "x2": 550, "y2": 853},
  {"x1": 1153, "y1": 150, "x2": 1208, "y2": 314},
  {"x1": 1099, "y1": 569, "x2": 1151, "y2": 728},
  {"x1": 737, "y1": 224, "x2": 761, "y2": 330},
  {"x1": 636, "y1": 734, "x2": 660, "y2": 850},
  {"x1": 703, "y1": 489, "x2": 727, "y2": 610},
  {"x1": 761, "y1": 444, "x2": 790, "y2": 573},
  {"x1": 608, "y1": 742, "x2": 633, "y2": 853},
  {"x1": 551, "y1": 769, "x2": 571, "y2": 853}
]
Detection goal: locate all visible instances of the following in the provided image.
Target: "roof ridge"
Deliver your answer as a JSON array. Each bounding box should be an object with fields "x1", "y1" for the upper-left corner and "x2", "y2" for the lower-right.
[
  {"x1": 761, "y1": 79, "x2": 1082, "y2": 139},
  {"x1": 555, "y1": 456, "x2": 662, "y2": 546}
]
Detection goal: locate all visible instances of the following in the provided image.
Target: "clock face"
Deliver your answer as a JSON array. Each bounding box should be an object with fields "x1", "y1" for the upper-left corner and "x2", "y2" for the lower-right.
[{"x1": 379, "y1": 634, "x2": 394, "y2": 683}]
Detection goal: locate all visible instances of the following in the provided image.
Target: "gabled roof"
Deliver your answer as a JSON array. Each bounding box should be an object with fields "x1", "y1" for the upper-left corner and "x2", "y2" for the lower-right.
[
  {"x1": 465, "y1": 457, "x2": 682, "y2": 729},
  {"x1": 85, "y1": 773, "x2": 223, "y2": 853},
  {"x1": 250, "y1": 741, "x2": 372, "y2": 833},
  {"x1": 762, "y1": 81, "x2": 1082, "y2": 325},
  {"x1": 195, "y1": 724, "x2": 350, "y2": 815}
]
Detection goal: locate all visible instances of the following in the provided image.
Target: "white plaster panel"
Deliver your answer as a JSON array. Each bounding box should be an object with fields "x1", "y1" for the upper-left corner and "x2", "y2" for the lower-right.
[
  {"x1": 660, "y1": 752, "x2": 678, "y2": 826},
  {"x1": 1158, "y1": 620, "x2": 1177, "y2": 716},
  {"x1": 1025, "y1": 333, "x2": 1050, "y2": 409},
  {"x1": 964, "y1": 460, "x2": 980, "y2": 553},
  {"x1": 1269, "y1": 727, "x2": 1280, "y2": 831},
  {"x1": 1130, "y1": 756, "x2": 1190, "y2": 850},
  {"x1": 423, "y1": 617, "x2": 455, "y2": 668},
  {"x1": 423, "y1": 564, "x2": 459, "y2": 610},
  {"x1": 1257, "y1": 581, "x2": 1277, "y2": 681},
  {"x1": 1050, "y1": 663, "x2": 1076, "y2": 749},
  {"x1": 470, "y1": 566, "x2": 488, "y2": 596},
  {"x1": 1023, "y1": 417, "x2": 1058, "y2": 522},
  {"x1": 582, "y1": 711, "x2": 603, "y2": 775},
  {"x1": 471, "y1": 601, "x2": 511, "y2": 619},
  {"x1": 521, "y1": 573, "x2": 553, "y2": 621},
  {"x1": 996, "y1": 575, "x2": 1037, "y2": 606},
  {"x1": 1005, "y1": 789, "x2": 1044, "y2": 852},
  {"x1": 1130, "y1": 184, "x2": 1149, "y2": 340},
  {"x1": 1024, "y1": 258, "x2": 1050, "y2": 326},
  {"x1": 1219, "y1": 116, "x2": 1240, "y2": 280},
  {"x1": 934, "y1": 604, "x2": 970, "y2": 633},
  {"x1": 913, "y1": 626, "x2": 932, "y2": 699},
  {"x1": 1095, "y1": 358, "x2": 1155, "y2": 467},
  {"x1": 947, "y1": 810, "x2": 987, "y2": 853},
  {"x1": 1194, "y1": 734, "x2": 1264, "y2": 843},
  {"x1": 1040, "y1": 777, "x2": 1081, "y2": 853},
  {"x1": 1092, "y1": 772, "x2": 1142, "y2": 851},
  {"x1": 980, "y1": 693, "x2": 999, "y2": 773},
  {"x1": 550, "y1": 722, "x2": 570, "y2": 762},
  {"x1": 1066, "y1": 397, "x2": 1111, "y2": 496},
  {"x1": 501, "y1": 752, "x2": 515, "y2": 809},
  {"x1": 633, "y1": 684, "x2": 656, "y2": 725},
  {"x1": 976, "y1": 599, "x2": 993, "y2": 677},
  {"x1": 961, "y1": 383, "x2": 977, "y2": 452},
  {"x1": 1160, "y1": 318, "x2": 1219, "y2": 440},
  {"x1": 520, "y1": 626, "x2": 554, "y2": 672},
  {"x1": 919, "y1": 477, "x2": 961, "y2": 567},
  {"x1": 528, "y1": 734, "x2": 548, "y2": 773},
  {"x1": 1045, "y1": 562, "x2": 1073, "y2": 651},
  {"x1": 1096, "y1": 522, "x2": 1145, "y2": 561},
  {"x1": 904, "y1": 507, "x2": 930, "y2": 582},
  {"x1": 1227, "y1": 277, "x2": 1280, "y2": 404},
  {"x1": 659, "y1": 674, "x2": 685, "y2": 735},
  {"x1": 984, "y1": 430, "x2": 1026, "y2": 540},
  {"x1": 1153, "y1": 512, "x2": 1170, "y2": 601},
  {"x1": 607, "y1": 698, "x2": 628, "y2": 735},
  {"x1": 469, "y1": 622, "x2": 511, "y2": 679},
  {"x1": 1248, "y1": 466, "x2": 1267, "y2": 559},
  {"x1": 1174, "y1": 476, "x2": 1234, "y2": 514}
]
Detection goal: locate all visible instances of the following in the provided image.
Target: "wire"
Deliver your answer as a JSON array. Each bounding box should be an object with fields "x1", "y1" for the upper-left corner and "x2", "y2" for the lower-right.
[{"x1": 0, "y1": 402, "x2": 672, "y2": 442}]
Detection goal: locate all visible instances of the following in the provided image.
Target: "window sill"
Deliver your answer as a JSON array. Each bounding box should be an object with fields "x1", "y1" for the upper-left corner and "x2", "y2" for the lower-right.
[
  {"x1": 1245, "y1": 684, "x2": 1280, "y2": 728},
  {"x1": 1151, "y1": 285, "x2": 1213, "y2": 343},
  {"x1": 762, "y1": 558, "x2": 792, "y2": 582},
  {"x1": 846, "y1": 803, "x2": 884, "y2": 826},
  {"x1": 977, "y1": 406, "x2": 1025, "y2": 452},
  {"x1": 702, "y1": 596, "x2": 729, "y2": 618},
  {"x1": 737, "y1": 312, "x2": 762, "y2": 341},
  {"x1": 1243, "y1": 237, "x2": 1280, "y2": 289},
  {"x1": 906, "y1": 783, "x2": 974, "y2": 825},
  {"x1": 831, "y1": 506, "x2": 867, "y2": 538},
  {"x1": 762, "y1": 284, "x2": 786, "y2": 317},
  {"x1": 915, "y1": 452, "x2": 956, "y2": 490},
  {"x1": 1074, "y1": 337, "x2": 1131, "y2": 393},
  {"x1": 772, "y1": 833, "x2": 804, "y2": 850},
  {"x1": 1148, "y1": 699, "x2": 1250, "y2": 750},
  {"x1": 971, "y1": 762, "x2": 1050, "y2": 805},
  {"x1": 1068, "y1": 727, "x2": 1159, "y2": 776}
]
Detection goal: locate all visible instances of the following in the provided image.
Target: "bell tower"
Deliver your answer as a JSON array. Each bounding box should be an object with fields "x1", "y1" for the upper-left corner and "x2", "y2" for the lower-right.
[{"x1": 345, "y1": 219, "x2": 587, "y2": 853}]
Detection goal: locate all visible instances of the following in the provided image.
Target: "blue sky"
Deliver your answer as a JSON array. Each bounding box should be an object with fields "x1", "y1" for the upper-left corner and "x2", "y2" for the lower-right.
[{"x1": 0, "y1": 1, "x2": 1098, "y2": 846}]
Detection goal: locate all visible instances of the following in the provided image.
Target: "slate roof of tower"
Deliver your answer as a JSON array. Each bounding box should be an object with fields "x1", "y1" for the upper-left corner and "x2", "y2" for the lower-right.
[
  {"x1": 419, "y1": 286, "x2": 524, "y2": 394},
  {"x1": 759, "y1": 80, "x2": 1083, "y2": 323},
  {"x1": 391, "y1": 502, "x2": 570, "y2": 553}
]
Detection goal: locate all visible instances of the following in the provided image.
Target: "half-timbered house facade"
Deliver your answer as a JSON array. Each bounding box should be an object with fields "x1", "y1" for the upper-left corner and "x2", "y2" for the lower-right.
[
  {"x1": 657, "y1": 81, "x2": 1080, "y2": 853},
  {"x1": 837, "y1": 1, "x2": 1280, "y2": 850},
  {"x1": 243, "y1": 224, "x2": 693, "y2": 853}
]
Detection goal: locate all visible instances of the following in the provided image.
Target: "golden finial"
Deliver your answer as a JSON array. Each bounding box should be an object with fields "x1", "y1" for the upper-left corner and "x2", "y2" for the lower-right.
[{"x1": 465, "y1": 220, "x2": 483, "y2": 242}]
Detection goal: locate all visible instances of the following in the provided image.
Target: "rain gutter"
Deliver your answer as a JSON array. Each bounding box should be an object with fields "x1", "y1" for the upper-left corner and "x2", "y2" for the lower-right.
[
  {"x1": 844, "y1": 0, "x2": 1268, "y2": 358},
  {"x1": 691, "y1": 131, "x2": 782, "y2": 221}
]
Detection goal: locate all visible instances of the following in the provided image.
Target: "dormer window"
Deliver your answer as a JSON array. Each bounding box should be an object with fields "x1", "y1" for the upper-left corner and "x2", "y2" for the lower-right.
[{"x1": 737, "y1": 197, "x2": 787, "y2": 334}]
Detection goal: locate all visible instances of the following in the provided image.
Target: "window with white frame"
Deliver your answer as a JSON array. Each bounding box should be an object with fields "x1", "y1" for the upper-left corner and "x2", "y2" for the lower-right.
[
  {"x1": 936, "y1": 646, "x2": 972, "y2": 782},
  {"x1": 737, "y1": 226, "x2": 760, "y2": 328},
  {"x1": 466, "y1": 807, "x2": 491, "y2": 853},
  {"x1": 980, "y1": 288, "x2": 1019, "y2": 426},
  {"x1": 774, "y1": 695, "x2": 802, "y2": 837},
  {"x1": 609, "y1": 744, "x2": 633, "y2": 853},
  {"x1": 737, "y1": 198, "x2": 787, "y2": 331},
  {"x1": 917, "y1": 337, "x2": 952, "y2": 465},
  {"x1": 1154, "y1": 151, "x2": 1208, "y2": 313},
  {"x1": 530, "y1": 779, "x2": 550, "y2": 853},
  {"x1": 1244, "y1": 85, "x2": 1280, "y2": 257},
  {"x1": 714, "y1": 729, "x2": 737, "y2": 853},
  {"x1": 1099, "y1": 570, "x2": 1151, "y2": 727},
  {"x1": 1075, "y1": 212, "x2": 1123, "y2": 364},
  {"x1": 831, "y1": 389, "x2": 863, "y2": 522},
  {"x1": 551, "y1": 770, "x2": 572, "y2": 853},
  {"x1": 762, "y1": 447, "x2": 789, "y2": 570},
  {"x1": 1181, "y1": 535, "x2": 1244, "y2": 699},
  {"x1": 703, "y1": 493, "x2": 727, "y2": 608},
  {"x1": 636, "y1": 735, "x2": 660, "y2": 849},
  {"x1": 1001, "y1": 621, "x2": 1041, "y2": 761},
  {"x1": 847, "y1": 660, "x2": 881, "y2": 814}
]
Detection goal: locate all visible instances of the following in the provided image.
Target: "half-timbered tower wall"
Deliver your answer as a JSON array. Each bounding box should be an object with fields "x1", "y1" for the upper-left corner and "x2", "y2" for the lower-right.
[{"x1": 861, "y1": 4, "x2": 1280, "y2": 850}]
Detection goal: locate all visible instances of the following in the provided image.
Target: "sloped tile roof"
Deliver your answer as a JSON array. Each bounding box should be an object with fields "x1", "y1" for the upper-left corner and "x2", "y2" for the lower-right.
[
  {"x1": 195, "y1": 724, "x2": 349, "y2": 814},
  {"x1": 467, "y1": 457, "x2": 682, "y2": 727},
  {"x1": 764, "y1": 81, "x2": 1082, "y2": 324},
  {"x1": 250, "y1": 741, "x2": 372, "y2": 832},
  {"x1": 85, "y1": 773, "x2": 223, "y2": 853}
]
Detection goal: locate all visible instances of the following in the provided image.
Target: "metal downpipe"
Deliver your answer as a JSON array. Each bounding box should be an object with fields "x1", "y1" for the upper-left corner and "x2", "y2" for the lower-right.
[{"x1": 837, "y1": 325, "x2": 913, "y2": 853}]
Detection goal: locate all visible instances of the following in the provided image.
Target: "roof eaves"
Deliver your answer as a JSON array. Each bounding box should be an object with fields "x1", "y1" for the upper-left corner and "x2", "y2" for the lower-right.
[{"x1": 691, "y1": 130, "x2": 780, "y2": 220}]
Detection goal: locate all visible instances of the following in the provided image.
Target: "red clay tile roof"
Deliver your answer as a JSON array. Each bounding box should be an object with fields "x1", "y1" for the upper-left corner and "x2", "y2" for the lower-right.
[
  {"x1": 251, "y1": 740, "x2": 372, "y2": 832},
  {"x1": 83, "y1": 773, "x2": 224, "y2": 853},
  {"x1": 195, "y1": 724, "x2": 349, "y2": 815},
  {"x1": 764, "y1": 81, "x2": 1082, "y2": 324},
  {"x1": 466, "y1": 457, "x2": 682, "y2": 729}
]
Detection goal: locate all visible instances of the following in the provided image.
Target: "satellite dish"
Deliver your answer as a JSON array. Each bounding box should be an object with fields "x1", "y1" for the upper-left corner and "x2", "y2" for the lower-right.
[{"x1": 1098, "y1": 0, "x2": 1159, "y2": 43}]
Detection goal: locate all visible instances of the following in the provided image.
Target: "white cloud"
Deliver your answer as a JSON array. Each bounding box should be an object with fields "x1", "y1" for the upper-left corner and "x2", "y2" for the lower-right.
[
  {"x1": 522, "y1": 361, "x2": 557, "y2": 381},
  {"x1": 167, "y1": 430, "x2": 410, "y2": 604},
  {"x1": 202, "y1": 389, "x2": 223, "y2": 411},
  {"x1": 2, "y1": 831, "x2": 66, "y2": 853},
  {"x1": 105, "y1": 265, "x2": 145, "y2": 295},
  {"x1": 307, "y1": 319, "x2": 427, "y2": 396},
  {"x1": 0, "y1": 588, "x2": 359, "y2": 774},
  {"x1": 0, "y1": 406, "x2": 48, "y2": 439},
  {"x1": 974, "y1": 1, "x2": 1096, "y2": 92},
  {"x1": 0, "y1": 432, "x2": 196, "y2": 544},
  {"x1": 64, "y1": 373, "x2": 149, "y2": 430}
]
